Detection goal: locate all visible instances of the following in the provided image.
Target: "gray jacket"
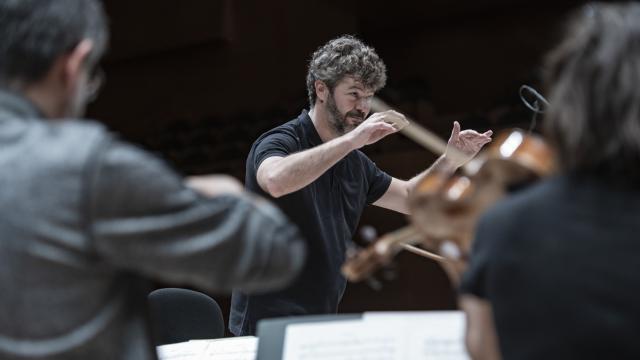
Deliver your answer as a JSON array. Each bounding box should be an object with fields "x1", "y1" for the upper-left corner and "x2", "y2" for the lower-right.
[{"x1": 0, "y1": 90, "x2": 305, "y2": 359}]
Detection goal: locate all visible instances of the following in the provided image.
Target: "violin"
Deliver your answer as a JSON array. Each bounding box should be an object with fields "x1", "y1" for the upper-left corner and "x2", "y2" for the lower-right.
[{"x1": 342, "y1": 98, "x2": 555, "y2": 285}]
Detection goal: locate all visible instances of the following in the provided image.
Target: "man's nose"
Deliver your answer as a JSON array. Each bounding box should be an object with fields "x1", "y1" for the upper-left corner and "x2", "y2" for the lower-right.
[{"x1": 355, "y1": 97, "x2": 372, "y2": 114}]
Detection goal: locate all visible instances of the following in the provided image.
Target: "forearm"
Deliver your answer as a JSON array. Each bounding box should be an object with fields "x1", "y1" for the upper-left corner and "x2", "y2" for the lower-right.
[
  {"x1": 406, "y1": 154, "x2": 457, "y2": 192},
  {"x1": 260, "y1": 135, "x2": 355, "y2": 197},
  {"x1": 459, "y1": 295, "x2": 502, "y2": 360},
  {"x1": 373, "y1": 155, "x2": 457, "y2": 215}
]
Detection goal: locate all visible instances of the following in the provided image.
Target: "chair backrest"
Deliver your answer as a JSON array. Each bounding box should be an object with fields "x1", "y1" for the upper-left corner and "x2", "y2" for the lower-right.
[{"x1": 148, "y1": 288, "x2": 225, "y2": 346}]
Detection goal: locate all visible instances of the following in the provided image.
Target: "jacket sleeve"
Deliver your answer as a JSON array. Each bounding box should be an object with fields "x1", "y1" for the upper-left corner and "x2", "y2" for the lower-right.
[{"x1": 86, "y1": 137, "x2": 306, "y2": 293}]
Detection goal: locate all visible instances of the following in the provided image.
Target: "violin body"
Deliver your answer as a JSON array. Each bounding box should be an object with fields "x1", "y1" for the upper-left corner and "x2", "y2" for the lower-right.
[
  {"x1": 342, "y1": 129, "x2": 555, "y2": 283},
  {"x1": 410, "y1": 129, "x2": 555, "y2": 257}
]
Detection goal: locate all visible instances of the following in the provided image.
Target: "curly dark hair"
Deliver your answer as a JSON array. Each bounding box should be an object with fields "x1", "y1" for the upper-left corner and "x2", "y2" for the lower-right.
[
  {"x1": 306, "y1": 35, "x2": 387, "y2": 108},
  {"x1": 543, "y1": 2, "x2": 640, "y2": 184}
]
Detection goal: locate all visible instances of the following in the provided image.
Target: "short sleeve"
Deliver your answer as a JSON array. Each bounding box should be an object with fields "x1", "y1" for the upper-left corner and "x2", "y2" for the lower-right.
[
  {"x1": 86, "y1": 137, "x2": 306, "y2": 293},
  {"x1": 361, "y1": 153, "x2": 392, "y2": 204},
  {"x1": 252, "y1": 130, "x2": 299, "y2": 171}
]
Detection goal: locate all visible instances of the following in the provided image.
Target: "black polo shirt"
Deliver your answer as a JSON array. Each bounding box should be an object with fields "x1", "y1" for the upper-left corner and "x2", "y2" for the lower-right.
[{"x1": 230, "y1": 110, "x2": 392, "y2": 335}]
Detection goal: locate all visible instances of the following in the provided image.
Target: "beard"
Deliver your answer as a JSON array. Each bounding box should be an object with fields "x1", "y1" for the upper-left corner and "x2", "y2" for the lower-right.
[{"x1": 325, "y1": 93, "x2": 366, "y2": 135}]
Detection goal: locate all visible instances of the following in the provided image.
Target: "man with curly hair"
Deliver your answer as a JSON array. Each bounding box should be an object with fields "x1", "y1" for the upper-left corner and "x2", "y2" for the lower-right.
[{"x1": 230, "y1": 35, "x2": 493, "y2": 336}]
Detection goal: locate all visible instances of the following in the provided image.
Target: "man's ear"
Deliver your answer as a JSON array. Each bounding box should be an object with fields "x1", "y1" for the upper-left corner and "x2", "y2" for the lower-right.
[
  {"x1": 61, "y1": 39, "x2": 94, "y2": 91},
  {"x1": 314, "y1": 80, "x2": 329, "y2": 104}
]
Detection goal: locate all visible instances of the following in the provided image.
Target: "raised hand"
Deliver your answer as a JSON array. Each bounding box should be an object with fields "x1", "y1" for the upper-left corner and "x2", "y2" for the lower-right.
[
  {"x1": 346, "y1": 110, "x2": 407, "y2": 149},
  {"x1": 444, "y1": 121, "x2": 493, "y2": 168},
  {"x1": 185, "y1": 174, "x2": 244, "y2": 197}
]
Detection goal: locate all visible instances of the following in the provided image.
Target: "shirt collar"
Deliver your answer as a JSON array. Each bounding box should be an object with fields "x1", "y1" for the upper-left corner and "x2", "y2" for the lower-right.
[
  {"x1": 0, "y1": 88, "x2": 45, "y2": 120},
  {"x1": 299, "y1": 109, "x2": 323, "y2": 146}
]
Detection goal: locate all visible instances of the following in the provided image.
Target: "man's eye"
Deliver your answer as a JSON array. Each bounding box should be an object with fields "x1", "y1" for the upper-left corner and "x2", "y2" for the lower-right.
[{"x1": 350, "y1": 92, "x2": 358, "y2": 97}]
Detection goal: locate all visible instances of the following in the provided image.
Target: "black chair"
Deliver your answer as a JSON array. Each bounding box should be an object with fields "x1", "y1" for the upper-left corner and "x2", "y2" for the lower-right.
[{"x1": 148, "y1": 288, "x2": 225, "y2": 346}]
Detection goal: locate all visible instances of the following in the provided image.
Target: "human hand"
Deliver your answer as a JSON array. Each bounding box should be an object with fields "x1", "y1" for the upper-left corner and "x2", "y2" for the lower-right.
[
  {"x1": 346, "y1": 110, "x2": 407, "y2": 149},
  {"x1": 444, "y1": 121, "x2": 493, "y2": 168},
  {"x1": 185, "y1": 174, "x2": 244, "y2": 197}
]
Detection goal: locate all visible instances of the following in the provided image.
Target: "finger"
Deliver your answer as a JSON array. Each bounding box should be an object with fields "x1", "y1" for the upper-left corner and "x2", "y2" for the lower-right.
[
  {"x1": 459, "y1": 129, "x2": 485, "y2": 137},
  {"x1": 374, "y1": 113, "x2": 399, "y2": 126},
  {"x1": 461, "y1": 132, "x2": 492, "y2": 142},
  {"x1": 451, "y1": 121, "x2": 461, "y2": 139},
  {"x1": 474, "y1": 137, "x2": 492, "y2": 146},
  {"x1": 372, "y1": 126, "x2": 398, "y2": 141},
  {"x1": 368, "y1": 123, "x2": 397, "y2": 138},
  {"x1": 388, "y1": 110, "x2": 407, "y2": 119},
  {"x1": 384, "y1": 123, "x2": 400, "y2": 133},
  {"x1": 383, "y1": 112, "x2": 403, "y2": 122},
  {"x1": 460, "y1": 129, "x2": 492, "y2": 137},
  {"x1": 380, "y1": 122, "x2": 399, "y2": 132},
  {"x1": 365, "y1": 112, "x2": 385, "y2": 122},
  {"x1": 386, "y1": 121, "x2": 404, "y2": 131}
]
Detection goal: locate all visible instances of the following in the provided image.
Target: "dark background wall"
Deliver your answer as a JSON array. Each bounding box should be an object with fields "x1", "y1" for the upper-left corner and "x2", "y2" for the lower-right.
[{"x1": 89, "y1": 0, "x2": 586, "y2": 330}]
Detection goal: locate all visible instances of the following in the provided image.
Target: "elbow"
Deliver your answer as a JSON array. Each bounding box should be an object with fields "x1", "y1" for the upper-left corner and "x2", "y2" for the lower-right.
[
  {"x1": 400, "y1": 184, "x2": 412, "y2": 215},
  {"x1": 405, "y1": 180, "x2": 415, "y2": 198},
  {"x1": 261, "y1": 173, "x2": 286, "y2": 198},
  {"x1": 266, "y1": 185, "x2": 285, "y2": 199}
]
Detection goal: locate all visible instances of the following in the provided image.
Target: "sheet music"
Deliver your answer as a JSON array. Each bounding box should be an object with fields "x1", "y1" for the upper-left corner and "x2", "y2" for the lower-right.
[
  {"x1": 283, "y1": 320, "x2": 404, "y2": 360},
  {"x1": 156, "y1": 341, "x2": 208, "y2": 360},
  {"x1": 197, "y1": 336, "x2": 257, "y2": 360},
  {"x1": 364, "y1": 311, "x2": 469, "y2": 360},
  {"x1": 157, "y1": 336, "x2": 257, "y2": 360},
  {"x1": 283, "y1": 312, "x2": 469, "y2": 360}
]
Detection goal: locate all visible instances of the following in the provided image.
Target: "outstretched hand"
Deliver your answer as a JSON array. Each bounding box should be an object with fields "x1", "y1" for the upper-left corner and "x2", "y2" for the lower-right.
[
  {"x1": 445, "y1": 121, "x2": 493, "y2": 168},
  {"x1": 346, "y1": 110, "x2": 407, "y2": 149},
  {"x1": 185, "y1": 174, "x2": 244, "y2": 197}
]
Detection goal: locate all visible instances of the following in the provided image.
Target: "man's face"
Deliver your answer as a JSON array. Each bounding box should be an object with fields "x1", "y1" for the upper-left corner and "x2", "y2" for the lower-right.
[{"x1": 324, "y1": 77, "x2": 375, "y2": 135}]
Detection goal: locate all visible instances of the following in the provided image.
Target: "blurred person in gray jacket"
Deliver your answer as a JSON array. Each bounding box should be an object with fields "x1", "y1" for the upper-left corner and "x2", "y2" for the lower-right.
[{"x1": 0, "y1": 1, "x2": 305, "y2": 359}]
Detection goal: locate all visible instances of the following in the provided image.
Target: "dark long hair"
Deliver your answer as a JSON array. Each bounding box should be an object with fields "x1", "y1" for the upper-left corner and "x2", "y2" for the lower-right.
[{"x1": 543, "y1": 2, "x2": 640, "y2": 185}]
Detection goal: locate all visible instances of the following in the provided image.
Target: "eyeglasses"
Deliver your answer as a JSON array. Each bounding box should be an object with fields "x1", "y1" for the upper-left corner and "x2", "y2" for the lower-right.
[{"x1": 86, "y1": 66, "x2": 105, "y2": 102}]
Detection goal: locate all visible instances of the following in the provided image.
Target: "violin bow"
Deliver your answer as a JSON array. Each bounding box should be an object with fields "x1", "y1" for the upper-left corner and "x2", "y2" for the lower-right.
[{"x1": 371, "y1": 97, "x2": 479, "y2": 172}]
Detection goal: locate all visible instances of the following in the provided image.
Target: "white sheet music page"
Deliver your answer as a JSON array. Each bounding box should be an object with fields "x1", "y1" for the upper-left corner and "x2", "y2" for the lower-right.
[
  {"x1": 156, "y1": 336, "x2": 257, "y2": 360},
  {"x1": 364, "y1": 311, "x2": 470, "y2": 360},
  {"x1": 196, "y1": 336, "x2": 257, "y2": 360},
  {"x1": 282, "y1": 312, "x2": 469, "y2": 360},
  {"x1": 156, "y1": 340, "x2": 208, "y2": 360},
  {"x1": 282, "y1": 319, "x2": 405, "y2": 360}
]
